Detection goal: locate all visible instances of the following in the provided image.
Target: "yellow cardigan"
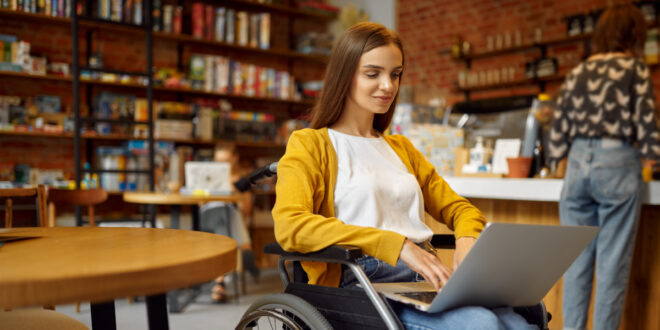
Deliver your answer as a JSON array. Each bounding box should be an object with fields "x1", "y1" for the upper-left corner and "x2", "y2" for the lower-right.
[{"x1": 272, "y1": 127, "x2": 486, "y2": 287}]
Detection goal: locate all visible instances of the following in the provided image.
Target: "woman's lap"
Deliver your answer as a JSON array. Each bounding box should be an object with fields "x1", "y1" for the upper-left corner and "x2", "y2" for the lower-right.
[{"x1": 340, "y1": 255, "x2": 538, "y2": 330}]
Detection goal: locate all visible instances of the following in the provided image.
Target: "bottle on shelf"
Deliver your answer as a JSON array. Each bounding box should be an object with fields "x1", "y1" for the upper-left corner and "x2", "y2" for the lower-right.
[{"x1": 83, "y1": 162, "x2": 92, "y2": 189}]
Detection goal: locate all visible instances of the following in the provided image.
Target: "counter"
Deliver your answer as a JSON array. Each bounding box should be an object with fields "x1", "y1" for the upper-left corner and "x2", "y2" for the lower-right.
[
  {"x1": 444, "y1": 177, "x2": 660, "y2": 204},
  {"x1": 438, "y1": 177, "x2": 660, "y2": 330}
]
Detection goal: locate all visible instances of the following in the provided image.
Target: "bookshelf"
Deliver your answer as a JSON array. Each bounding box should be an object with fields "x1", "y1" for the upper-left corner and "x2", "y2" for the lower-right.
[
  {"x1": 452, "y1": 19, "x2": 660, "y2": 99},
  {"x1": 0, "y1": 1, "x2": 333, "y2": 185}
]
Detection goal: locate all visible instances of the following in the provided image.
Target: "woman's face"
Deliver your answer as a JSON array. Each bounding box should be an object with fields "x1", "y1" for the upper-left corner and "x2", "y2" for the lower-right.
[{"x1": 345, "y1": 43, "x2": 403, "y2": 116}]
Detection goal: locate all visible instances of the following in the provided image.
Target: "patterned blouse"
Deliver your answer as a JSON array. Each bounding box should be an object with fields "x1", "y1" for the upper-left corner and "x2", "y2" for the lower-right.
[{"x1": 549, "y1": 55, "x2": 660, "y2": 169}]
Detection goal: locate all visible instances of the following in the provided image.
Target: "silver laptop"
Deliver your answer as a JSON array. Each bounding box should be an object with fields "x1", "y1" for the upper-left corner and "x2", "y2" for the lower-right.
[{"x1": 372, "y1": 223, "x2": 598, "y2": 313}]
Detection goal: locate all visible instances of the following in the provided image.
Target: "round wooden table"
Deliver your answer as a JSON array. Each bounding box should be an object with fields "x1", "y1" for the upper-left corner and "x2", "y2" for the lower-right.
[
  {"x1": 0, "y1": 227, "x2": 237, "y2": 329},
  {"x1": 123, "y1": 191, "x2": 242, "y2": 205},
  {"x1": 123, "y1": 191, "x2": 241, "y2": 230}
]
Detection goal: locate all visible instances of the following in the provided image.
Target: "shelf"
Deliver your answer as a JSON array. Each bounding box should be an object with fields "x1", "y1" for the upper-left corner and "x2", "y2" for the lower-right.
[
  {"x1": 77, "y1": 15, "x2": 148, "y2": 31},
  {"x1": 152, "y1": 85, "x2": 315, "y2": 106},
  {"x1": 223, "y1": 0, "x2": 337, "y2": 21},
  {"x1": 456, "y1": 21, "x2": 659, "y2": 62},
  {"x1": 455, "y1": 74, "x2": 565, "y2": 92},
  {"x1": 0, "y1": 8, "x2": 70, "y2": 24},
  {"x1": 0, "y1": 130, "x2": 286, "y2": 148},
  {"x1": 0, "y1": 71, "x2": 72, "y2": 82},
  {"x1": 462, "y1": 44, "x2": 540, "y2": 60},
  {"x1": 80, "y1": 118, "x2": 150, "y2": 125},
  {"x1": 153, "y1": 32, "x2": 329, "y2": 63},
  {"x1": 80, "y1": 67, "x2": 150, "y2": 77},
  {"x1": 0, "y1": 71, "x2": 314, "y2": 106},
  {"x1": 0, "y1": 130, "x2": 73, "y2": 138}
]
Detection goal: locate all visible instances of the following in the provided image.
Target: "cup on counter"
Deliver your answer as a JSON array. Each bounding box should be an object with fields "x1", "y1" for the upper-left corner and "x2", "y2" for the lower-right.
[{"x1": 506, "y1": 157, "x2": 533, "y2": 178}]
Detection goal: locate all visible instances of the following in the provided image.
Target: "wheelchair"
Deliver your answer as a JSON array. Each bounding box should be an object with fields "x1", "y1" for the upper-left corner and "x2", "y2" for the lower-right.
[{"x1": 235, "y1": 163, "x2": 551, "y2": 330}]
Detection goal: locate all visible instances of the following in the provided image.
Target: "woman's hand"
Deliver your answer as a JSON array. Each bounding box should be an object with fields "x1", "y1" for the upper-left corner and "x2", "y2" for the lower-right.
[
  {"x1": 453, "y1": 236, "x2": 476, "y2": 270},
  {"x1": 399, "y1": 239, "x2": 452, "y2": 291}
]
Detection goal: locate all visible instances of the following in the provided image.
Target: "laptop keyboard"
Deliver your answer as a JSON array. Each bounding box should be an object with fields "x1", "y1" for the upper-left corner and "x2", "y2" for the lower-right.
[{"x1": 395, "y1": 291, "x2": 437, "y2": 304}]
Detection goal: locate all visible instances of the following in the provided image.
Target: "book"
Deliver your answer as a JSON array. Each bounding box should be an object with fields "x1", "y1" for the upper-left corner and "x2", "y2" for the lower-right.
[
  {"x1": 259, "y1": 13, "x2": 270, "y2": 49},
  {"x1": 204, "y1": 4, "x2": 214, "y2": 40},
  {"x1": 133, "y1": 0, "x2": 142, "y2": 25},
  {"x1": 214, "y1": 7, "x2": 225, "y2": 42},
  {"x1": 203, "y1": 55, "x2": 214, "y2": 92},
  {"x1": 245, "y1": 64, "x2": 255, "y2": 96},
  {"x1": 191, "y1": 3, "x2": 204, "y2": 39},
  {"x1": 162, "y1": 4, "x2": 173, "y2": 33},
  {"x1": 123, "y1": 0, "x2": 133, "y2": 23},
  {"x1": 237, "y1": 11, "x2": 248, "y2": 46},
  {"x1": 189, "y1": 54, "x2": 205, "y2": 90},
  {"x1": 172, "y1": 6, "x2": 182, "y2": 34},
  {"x1": 225, "y1": 9, "x2": 235, "y2": 43},
  {"x1": 249, "y1": 13, "x2": 259, "y2": 48},
  {"x1": 231, "y1": 61, "x2": 242, "y2": 95},
  {"x1": 216, "y1": 56, "x2": 229, "y2": 93}
]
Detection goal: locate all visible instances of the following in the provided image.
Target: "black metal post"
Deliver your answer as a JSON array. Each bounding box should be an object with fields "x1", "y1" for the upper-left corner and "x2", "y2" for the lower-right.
[
  {"x1": 90, "y1": 301, "x2": 117, "y2": 330},
  {"x1": 146, "y1": 294, "x2": 169, "y2": 330}
]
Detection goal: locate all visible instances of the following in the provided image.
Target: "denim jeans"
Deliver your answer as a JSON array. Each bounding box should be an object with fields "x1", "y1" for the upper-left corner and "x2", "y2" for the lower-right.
[
  {"x1": 340, "y1": 255, "x2": 538, "y2": 330},
  {"x1": 559, "y1": 138, "x2": 643, "y2": 330}
]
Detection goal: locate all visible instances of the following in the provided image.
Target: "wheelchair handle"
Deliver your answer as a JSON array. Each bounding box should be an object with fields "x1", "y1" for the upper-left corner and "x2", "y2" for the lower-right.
[{"x1": 233, "y1": 162, "x2": 278, "y2": 192}]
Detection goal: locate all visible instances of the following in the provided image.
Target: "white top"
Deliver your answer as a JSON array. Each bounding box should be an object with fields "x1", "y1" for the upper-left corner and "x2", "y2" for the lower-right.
[{"x1": 328, "y1": 129, "x2": 433, "y2": 242}]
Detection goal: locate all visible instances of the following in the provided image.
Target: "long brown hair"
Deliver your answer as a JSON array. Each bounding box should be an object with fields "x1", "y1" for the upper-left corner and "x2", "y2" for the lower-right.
[
  {"x1": 310, "y1": 22, "x2": 404, "y2": 133},
  {"x1": 592, "y1": 4, "x2": 647, "y2": 57}
]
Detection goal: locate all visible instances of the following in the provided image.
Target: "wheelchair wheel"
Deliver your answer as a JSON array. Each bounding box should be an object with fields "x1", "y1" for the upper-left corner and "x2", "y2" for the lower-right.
[{"x1": 235, "y1": 293, "x2": 332, "y2": 330}]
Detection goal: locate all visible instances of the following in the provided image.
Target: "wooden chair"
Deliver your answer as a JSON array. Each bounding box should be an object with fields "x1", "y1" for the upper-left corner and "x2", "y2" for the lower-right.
[
  {"x1": 0, "y1": 185, "x2": 89, "y2": 329},
  {"x1": 47, "y1": 188, "x2": 110, "y2": 312},
  {"x1": 1, "y1": 185, "x2": 47, "y2": 228},
  {"x1": 47, "y1": 188, "x2": 108, "y2": 227}
]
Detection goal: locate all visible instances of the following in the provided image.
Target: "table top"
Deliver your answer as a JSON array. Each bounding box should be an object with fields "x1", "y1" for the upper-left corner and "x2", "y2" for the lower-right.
[
  {"x1": 0, "y1": 227, "x2": 237, "y2": 309},
  {"x1": 123, "y1": 191, "x2": 242, "y2": 205}
]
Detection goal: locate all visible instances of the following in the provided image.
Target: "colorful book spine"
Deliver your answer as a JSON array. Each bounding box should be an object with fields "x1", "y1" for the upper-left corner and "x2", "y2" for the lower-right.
[
  {"x1": 172, "y1": 6, "x2": 182, "y2": 34},
  {"x1": 259, "y1": 13, "x2": 270, "y2": 49},
  {"x1": 225, "y1": 9, "x2": 235, "y2": 43},
  {"x1": 123, "y1": 0, "x2": 133, "y2": 23},
  {"x1": 249, "y1": 13, "x2": 259, "y2": 48},
  {"x1": 204, "y1": 5, "x2": 214, "y2": 40},
  {"x1": 214, "y1": 7, "x2": 225, "y2": 42},
  {"x1": 133, "y1": 0, "x2": 142, "y2": 25},
  {"x1": 203, "y1": 55, "x2": 214, "y2": 92},
  {"x1": 237, "y1": 11, "x2": 248, "y2": 46},
  {"x1": 245, "y1": 64, "x2": 255, "y2": 96},
  {"x1": 162, "y1": 4, "x2": 172, "y2": 33},
  {"x1": 191, "y1": 3, "x2": 204, "y2": 39},
  {"x1": 231, "y1": 61, "x2": 242, "y2": 95},
  {"x1": 216, "y1": 56, "x2": 229, "y2": 93}
]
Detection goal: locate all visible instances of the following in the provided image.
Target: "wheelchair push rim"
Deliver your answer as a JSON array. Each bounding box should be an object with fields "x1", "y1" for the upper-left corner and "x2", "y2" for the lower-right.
[{"x1": 235, "y1": 293, "x2": 332, "y2": 330}]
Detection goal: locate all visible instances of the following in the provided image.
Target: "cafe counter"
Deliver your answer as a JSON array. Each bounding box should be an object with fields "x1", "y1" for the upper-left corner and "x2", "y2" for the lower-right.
[{"x1": 439, "y1": 177, "x2": 660, "y2": 330}]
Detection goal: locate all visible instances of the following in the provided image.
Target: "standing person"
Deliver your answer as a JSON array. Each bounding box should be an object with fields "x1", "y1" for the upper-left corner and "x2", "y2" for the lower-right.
[
  {"x1": 548, "y1": 4, "x2": 660, "y2": 330},
  {"x1": 272, "y1": 22, "x2": 536, "y2": 329},
  {"x1": 201, "y1": 143, "x2": 259, "y2": 303}
]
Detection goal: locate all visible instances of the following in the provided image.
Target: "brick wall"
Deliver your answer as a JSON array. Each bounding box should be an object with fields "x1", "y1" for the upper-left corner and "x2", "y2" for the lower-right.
[{"x1": 396, "y1": 0, "x2": 660, "y2": 104}]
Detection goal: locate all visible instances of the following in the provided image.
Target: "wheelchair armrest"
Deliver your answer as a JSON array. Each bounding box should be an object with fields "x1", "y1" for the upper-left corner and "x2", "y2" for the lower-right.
[
  {"x1": 264, "y1": 242, "x2": 364, "y2": 263},
  {"x1": 431, "y1": 234, "x2": 456, "y2": 249}
]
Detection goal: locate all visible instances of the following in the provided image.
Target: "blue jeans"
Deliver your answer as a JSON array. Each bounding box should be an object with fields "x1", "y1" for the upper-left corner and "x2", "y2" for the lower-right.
[
  {"x1": 340, "y1": 255, "x2": 538, "y2": 330},
  {"x1": 559, "y1": 138, "x2": 643, "y2": 330}
]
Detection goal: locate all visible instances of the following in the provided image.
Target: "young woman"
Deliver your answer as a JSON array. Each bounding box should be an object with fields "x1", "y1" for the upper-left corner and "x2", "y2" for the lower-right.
[
  {"x1": 549, "y1": 4, "x2": 660, "y2": 330},
  {"x1": 272, "y1": 22, "x2": 536, "y2": 329}
]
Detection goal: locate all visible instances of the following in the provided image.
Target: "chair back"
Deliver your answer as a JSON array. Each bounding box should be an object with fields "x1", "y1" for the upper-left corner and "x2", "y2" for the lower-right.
[
  {"x1": 0, "y1": 185, "x2": 47, "y2": 228},
  {"x1": 47, "y1": 188, "x2": 108, "y2": 227}
]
